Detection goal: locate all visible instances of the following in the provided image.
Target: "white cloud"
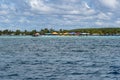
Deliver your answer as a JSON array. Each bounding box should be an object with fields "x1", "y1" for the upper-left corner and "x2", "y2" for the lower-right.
[
  {"x1": 19, "y1": 17, "x2": 30, "y2": 23},
  {"x1": 0, "y1": 16, "x2": 10, "y2": 23},
  {"x1": 23, "y1": 12, "x2": 34, "y2": 16},
  {"x1": 27, "y1": 0, "x2": 96, "y2": 15},
  {"x1": 83, "y1": 2, "x2": 90, "y2": 9},
  {"x1": 29, "y1": 0, "x2": 52, "y2": 12},
  {"x1": 116, "y1": 20, "x2": 120, "y2": 24},
  {"x1": 0, "y1": 3, "x2": 16, "y2": 11},
  {"x1": 69, "y1": 10, "x2": 80, "y2": 14},
  {"x1": 67, "y1": 0, "x2": 78, "y2": 3},
  {"x1": 96, "y1": 12, "x2": 111, "y2": 20},
  {"x1": 0, "y1": 4, "x2": 8, "y2": 9},
  {"x1": 62, "y1": 14, "x2": 96, "y2": 24},
  {"x1": 4, "y1": 19, "x2": 10, "y2": 23},
  {"x1": 100, "y1": 0, "x2": 119, "y2": 9},
  {"x1": 0, "y1": 0, "x2": 120, "y2": 30},
  {"x1": 0, "y1": 10, "x2": 8, "y2": 15},
  {"x1": 95, "y1": 21, "x2": 103, "y2": 25}
]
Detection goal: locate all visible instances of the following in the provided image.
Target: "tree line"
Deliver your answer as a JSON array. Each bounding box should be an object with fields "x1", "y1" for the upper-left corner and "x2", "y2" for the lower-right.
[
  {"x1": 0, "y1": 28, "x2": 120, "y2": 36},
  {"x1": 69, "y1": 28, "x2": 120, "y2": 35},
  {"x1": 0, "y1": 28, "x2": 57, "y2": 35}
]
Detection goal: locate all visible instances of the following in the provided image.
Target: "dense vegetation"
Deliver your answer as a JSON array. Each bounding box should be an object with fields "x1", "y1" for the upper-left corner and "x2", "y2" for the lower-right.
[
  {"x1": 0, "y1": 28, "x2": 56, "y2": 35},
  {"x1": 69, "y1": 28, "x2": 120, "y2": 35},
  {"x1": 0, "y1": 28, "x2": 120, "y2": 36}
]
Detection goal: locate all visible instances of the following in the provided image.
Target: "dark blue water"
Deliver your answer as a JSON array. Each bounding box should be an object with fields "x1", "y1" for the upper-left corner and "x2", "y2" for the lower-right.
[{"x1": 0, "y1": 36, "x2": 120, "y2": 80}]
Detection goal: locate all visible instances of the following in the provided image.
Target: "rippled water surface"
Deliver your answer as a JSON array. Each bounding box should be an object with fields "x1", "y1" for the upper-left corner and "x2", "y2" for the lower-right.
[{"x1": 0, "y1": 36, "x2": 120, "y2": 80}]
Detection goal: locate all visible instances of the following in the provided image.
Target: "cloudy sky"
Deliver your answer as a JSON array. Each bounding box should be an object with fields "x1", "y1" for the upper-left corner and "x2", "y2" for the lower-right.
[{"x1": 0, "y1": 0, "x2": 120, "y2": 30}]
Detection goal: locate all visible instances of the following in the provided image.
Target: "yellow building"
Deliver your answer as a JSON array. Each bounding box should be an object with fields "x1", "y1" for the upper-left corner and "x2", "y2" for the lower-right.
[
  {"x1": 52, "y1": 32, "x2": 58, "y2": 35},
  {"x1": 63, "y1": 32, "x2": 69, "y2": 35}
]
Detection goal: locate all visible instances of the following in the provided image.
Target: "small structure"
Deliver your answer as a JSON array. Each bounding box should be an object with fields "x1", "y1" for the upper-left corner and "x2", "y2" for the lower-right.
[
  {"x1": 45, "y1": 33, "x2": 52, "y2": 35},
  {"x1": 52, "y1": 32, "x2": 58, "y2": 35},
  {"x1": 69, "y1": 32, "x2": 76, "y2": 36},
  {"x1": 80, "y1": 33, "x2": 90, "y2": 36},
  {"x1": 63, "y1": 32, "x2": 69, "y2": 35},
  {"x1": 76, "y1": 32, "x2": 80, "y2": 36},
  {"x1": 33, "y1": 33, "x2": 40, "y2": 37},
  {"x1": 59, "y1": 33, "x2": 63, "y2": 35},
  {"x1": 92, "y1": 33, "x2": 99, "y2": 36}
]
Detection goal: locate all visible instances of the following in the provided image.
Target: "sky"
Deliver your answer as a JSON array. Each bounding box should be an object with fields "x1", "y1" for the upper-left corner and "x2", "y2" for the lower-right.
[{"x1": 0, "y1": 0, "x2": 120, "y2": 30}]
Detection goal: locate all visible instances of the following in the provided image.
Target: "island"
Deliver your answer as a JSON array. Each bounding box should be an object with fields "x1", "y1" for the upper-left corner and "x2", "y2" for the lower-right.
[{"x1": 0, "y1": 28, "x2": 120, "y2": 36}]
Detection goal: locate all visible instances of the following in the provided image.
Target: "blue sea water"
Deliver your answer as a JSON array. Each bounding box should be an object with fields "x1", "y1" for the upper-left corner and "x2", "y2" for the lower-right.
[{"x1": 0, "y1": 36, "x2": 120, "y2": 80}]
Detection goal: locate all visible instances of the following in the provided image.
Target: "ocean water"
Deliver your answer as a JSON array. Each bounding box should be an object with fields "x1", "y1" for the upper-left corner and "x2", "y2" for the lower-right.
[{"x1": 0, "y1": 36, "x2": 120, "y2": 80}]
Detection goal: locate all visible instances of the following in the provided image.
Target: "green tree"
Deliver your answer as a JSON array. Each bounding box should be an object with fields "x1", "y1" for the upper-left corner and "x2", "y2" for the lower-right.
[
  {"x1": 30, "y1": 30, "x2": 37, "y2": 35},
  {"x1": 15, "y1": 30, "x2": 21, "y2": 35},
  {"x1": 3, "y1": 29, "x2": 9, "y2": 35}
]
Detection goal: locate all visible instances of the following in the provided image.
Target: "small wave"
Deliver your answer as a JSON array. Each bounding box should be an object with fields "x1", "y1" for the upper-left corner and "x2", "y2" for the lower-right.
[
  {"x1": 63, "y1": 61, "x2": 77, "y2": 65},
  {"x1": 71, "y1": 71, "x2": 100, "y2": 75},
  {"x1": 71, "y1": 72, "x2": 83, "y2": 75},
  {"x1": 71, "y1": 50, "x2": 88, "y2": 52},
  {"x1": 23, "y1": 77, "x2": 41, "y2": 80},
  {"x1": 109, "y1": 66, "x2": 120, "y2": 69},
  {"x1": 108, "y1": 71, "x2": 120, "y2": 75},
  {"x1": 7, "y1": 73, "x2": 19, "y2": 77}
]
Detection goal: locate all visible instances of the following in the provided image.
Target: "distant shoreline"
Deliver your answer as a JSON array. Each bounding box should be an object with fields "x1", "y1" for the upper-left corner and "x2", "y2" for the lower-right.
[
  {"x1": 0, "y1": 35, "x2": 120, "y2": 37},
  {"x1": 0, "y1": 28, "x2": 120, "y2": 36}
]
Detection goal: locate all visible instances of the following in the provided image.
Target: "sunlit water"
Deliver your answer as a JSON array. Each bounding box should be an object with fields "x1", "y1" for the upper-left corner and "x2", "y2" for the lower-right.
[{"x1": 0, "y1": 36, "x2": 120, "y2": 80}]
